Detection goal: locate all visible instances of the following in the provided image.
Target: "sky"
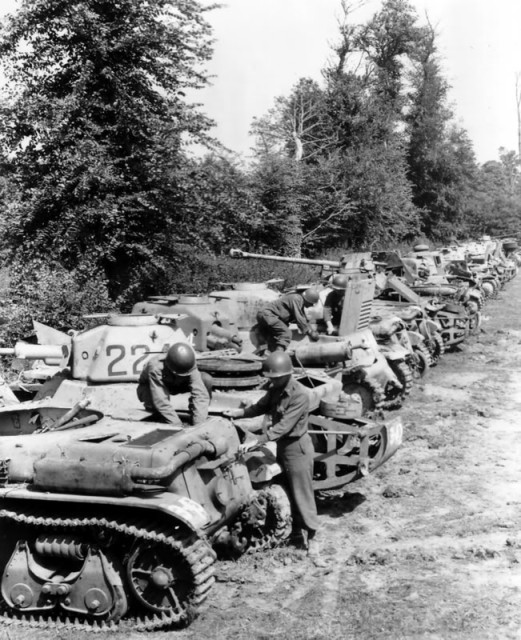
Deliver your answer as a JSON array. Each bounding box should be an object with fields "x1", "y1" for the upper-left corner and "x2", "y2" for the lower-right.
[
  {"x1": 198, "y1": 0, "x2": 521, "y2": 164},
  {"x1": 0, "y1": 0, "x2": 519, "y2": 164}
]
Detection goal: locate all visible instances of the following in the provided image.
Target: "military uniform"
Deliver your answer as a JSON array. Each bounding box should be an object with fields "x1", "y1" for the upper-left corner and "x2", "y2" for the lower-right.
[
  {"x1": 257, "y1": 293, "x2": 313, "y2": 351},
  {"x1": 323, "y1": 289, "x2": 345, "y2": 330},
  {"x1": 137, "y1": 355, "x2": 211, "y2": 427},
  {"x1": 241, "y1": 377, "x2": 319, "y2": 535}
]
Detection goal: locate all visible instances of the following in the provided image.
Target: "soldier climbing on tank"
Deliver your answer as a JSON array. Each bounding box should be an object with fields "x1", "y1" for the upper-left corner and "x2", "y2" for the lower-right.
[
  {"x1": 323, "y1": 273, "x2": 348, "y2": 335},
  {"x1": 137, "y1": 343, "x2": 212, "y2": 427},
  {"x1": 223, "y1": 351, "x2": 326, "y2": 566},
  {"x1": 256, "y1": 288, "x2": 320, "y2": 352}
]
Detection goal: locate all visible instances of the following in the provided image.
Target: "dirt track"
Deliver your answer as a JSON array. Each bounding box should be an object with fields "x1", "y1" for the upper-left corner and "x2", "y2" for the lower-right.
[
  {"x1": 183, "y1": 272, "x2": 521, "y2": 640},
  {"x1": 5, "y1": 274, "x2": 521, "y2": 640}
]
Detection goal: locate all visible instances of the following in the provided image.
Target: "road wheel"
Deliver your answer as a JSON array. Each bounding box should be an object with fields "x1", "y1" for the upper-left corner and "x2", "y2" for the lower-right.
[
  {"x1": 426, "y1": 333, "x2": 445, "y2": 366},
  {"x1": 468, "y1": 311, "x2": 482, "y2": 334},
  {"x1": 410, "y1": 343, "x2": 432, "y2": 379},
  {"x1": 384, "y1": 360, "x2": 413, "y2": 409},
  {"x1": 341, "y1": 382, "x2": 376, "y2": 414}
]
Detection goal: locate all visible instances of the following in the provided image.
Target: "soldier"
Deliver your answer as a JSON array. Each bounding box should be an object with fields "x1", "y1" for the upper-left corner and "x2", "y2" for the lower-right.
[
  {"x1": 323, "y1": 273, "x2": 348, "y2": 335},
  {"x1": 257, "y1": 289, "x2": 320, "y2": 352},
  {"x1": 223, "y1": 351, "x2": 325, "y2": 564},
  {"x1": 137, "y1": 343, "x2": 211, "y2": 427}
]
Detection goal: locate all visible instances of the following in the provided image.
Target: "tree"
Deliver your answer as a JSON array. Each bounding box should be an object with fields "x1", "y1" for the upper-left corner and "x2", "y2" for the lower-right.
[
  {"x1": 0, "y1": 0, "x2": 215, "y2": 301},
  {"x1": 357, "y1": 0, "x2": 421, "y2": 134},
  {"x1": 516, "y1": 72, "x2": 521, "y2": 157},
  {"x1": 251, "y1": 78, "x2": 331, "y2": 162},
  {"x1": 467, "y1": 152, "x2": 521, "y2": 238},
  {"x1": 249, "y1": 0, "x2": 423, "y2": 254},
  {"x1": 406, "y1": 19, "x2": 478, "y2": 240}
]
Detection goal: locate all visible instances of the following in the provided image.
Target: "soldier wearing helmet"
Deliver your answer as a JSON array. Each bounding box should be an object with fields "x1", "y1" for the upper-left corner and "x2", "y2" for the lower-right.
[
  {"x1": 137, "y1": 342, "x2": 212, "y2": 427},
  {"x1": 223, "y1": 351, "x2": 324, "y2": 563},
  {"x1": 256, "y1": 288, "x2": 320, "y2": 352},
  {"x1": 323, "y1": 273, "x2": 348, "y2": 335}
]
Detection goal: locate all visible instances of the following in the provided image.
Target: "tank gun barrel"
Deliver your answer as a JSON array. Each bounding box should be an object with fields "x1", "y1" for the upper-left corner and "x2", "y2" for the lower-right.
[
  {"x1": 229, "y1": 248, "x2": 341, "y2": 268},
  {"x1": 0, "y1": 343, "x2": 68, "y2": 360}
]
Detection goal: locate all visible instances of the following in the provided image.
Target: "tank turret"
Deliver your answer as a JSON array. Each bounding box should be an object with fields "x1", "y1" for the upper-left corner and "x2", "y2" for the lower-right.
[
  {"x1": 209, "y1": 281, "x2": 280, "y2": 330},
  {"x1": 132, "y1": 294, "x2": 242, "y2": 352}
]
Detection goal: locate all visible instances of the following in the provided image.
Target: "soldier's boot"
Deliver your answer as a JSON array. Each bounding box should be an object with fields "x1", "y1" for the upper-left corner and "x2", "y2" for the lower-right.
[{"x1": 307, "y1": 536, "x2": 328, "y2": 568}]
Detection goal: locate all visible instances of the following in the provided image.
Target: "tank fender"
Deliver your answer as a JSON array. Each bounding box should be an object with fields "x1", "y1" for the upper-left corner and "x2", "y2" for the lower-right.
[
  {"x1": 406, "y1": 330, "x2": 424, "y2": 347},
  {"x1": 377, "y1": 416, "x2": 403, "y2": 465},
  {"x1": 382, "y1": 345, "x2": 410, "y2": 361},
  {"x1": 423, "y1": 318, "x2": 442, "y2": 334},
  {"x1": 0, "y1": 486, "x2": 211, "y2": 531},
  {"x1": 468, "y1": 289, "x2": 482, "y2": 301},
  {"x1": 244, "y1": 442, "x2": 283, "y2": 483}
]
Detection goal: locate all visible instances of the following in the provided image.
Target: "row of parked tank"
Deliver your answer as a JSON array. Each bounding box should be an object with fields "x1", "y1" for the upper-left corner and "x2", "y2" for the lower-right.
[{"x1": 0, "y1": 235, "x2": 517, "y2": 631}]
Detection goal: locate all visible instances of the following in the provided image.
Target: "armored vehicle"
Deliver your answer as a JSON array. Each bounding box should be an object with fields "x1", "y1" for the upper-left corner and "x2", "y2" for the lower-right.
[
  {"x1": 373, "y1": 254, "x2": 474, "y2": 348},
  {"x1": 228, "y1": 249, "x2": 409, "y2": 412},
  {"x1": 0, "y1": 368, "x2": 402, "y2": 630},
  {"x1": 0, "y1": 415, "x2": 248, "y2": 630},
  {"x1": 130, "y1": 294, "x2": 242, "y2": 352}
]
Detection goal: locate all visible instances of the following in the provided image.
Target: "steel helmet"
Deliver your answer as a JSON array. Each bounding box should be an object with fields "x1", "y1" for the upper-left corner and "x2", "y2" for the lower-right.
[
  {"x1": 262, "y1": 351, "x2": 293, "y2": 378},
  {"x1": 302, "y1": 288, "x2": 320, "y2": 305},
  {"x1": 331, "y1": 274, "x2": 349, "y2": 290},
  {"x1": 165, "y1": 343, "x2": 196, "y2": 376}
]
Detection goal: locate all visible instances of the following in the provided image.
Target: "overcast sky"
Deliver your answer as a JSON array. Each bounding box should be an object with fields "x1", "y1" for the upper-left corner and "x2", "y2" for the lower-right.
[{"x1": 199, "y1": 0, "x2": 521, "y2": 164}]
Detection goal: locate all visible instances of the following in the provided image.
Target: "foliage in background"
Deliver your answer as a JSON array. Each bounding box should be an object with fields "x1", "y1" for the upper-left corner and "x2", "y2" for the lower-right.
[
  {"x1": 405, "y1": 20, "x2": 478, "y2": 241},
  {"x1": 0, "y1": 260, "x2": 115, "y2": 347},
  {"x1": 249, "y1": 0, "x2": 423, "y2": 254},
  {"x1": 0, "y1": 0, "x2": 519, "y2": 340},
  {"x1": 465, "y1": 151, "x2": 521, "y2": 238},
  {"x1": 0, "y1": 0, "x2": 215, "y2": 303}
]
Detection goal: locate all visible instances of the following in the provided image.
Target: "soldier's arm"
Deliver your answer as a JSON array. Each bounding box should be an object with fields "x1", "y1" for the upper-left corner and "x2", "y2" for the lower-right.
[
  {"x1": 266, "y1": 392, "x2": 309, "y2": 441},
  {"x1": 322, "y1": 294, "x2": 333, "y2": 323},
  {"x1": 188, "y1": 370, "x2": 210, "y2": 425},
  {"x1": 241, "y1": 392, "x2": 271, "y2": 420},
  {"x1": 291, "y1": 297, "x2": 312, "y2": 333},
  {"x1": 148, "y1": 365, "x2": 183, "y2": 426}
]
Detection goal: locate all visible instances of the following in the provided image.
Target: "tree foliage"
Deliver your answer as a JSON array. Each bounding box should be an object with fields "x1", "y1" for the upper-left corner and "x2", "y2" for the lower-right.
[
  {"x1": 0, "y1": 0, "x2": 519, "y2": 338},
  {"x1": 0, "y1": 0, "x2": 215, "y2": 301}
]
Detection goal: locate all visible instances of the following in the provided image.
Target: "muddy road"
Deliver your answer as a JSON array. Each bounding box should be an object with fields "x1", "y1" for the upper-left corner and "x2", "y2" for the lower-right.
[{"x1": 5, "y1": 274, "x2": 521, "y2": 640}]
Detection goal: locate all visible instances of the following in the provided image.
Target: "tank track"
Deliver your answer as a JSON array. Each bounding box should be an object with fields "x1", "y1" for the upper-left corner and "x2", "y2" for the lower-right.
[
  {"x1": 0, "y1": 507, "x2": 216, "y2": 632},
  {"x1": 410, "y1": 342, "x2": 432, "y2": 378},
  {"x1": 426, "y1": 332, "x2": 445, "y2": 366},
  {"x1": 382, "y1": 360, "x2": 413, "y2": 410},
  {"x1": 227, "y1": 485, "x2": 292, "y2": 555}
]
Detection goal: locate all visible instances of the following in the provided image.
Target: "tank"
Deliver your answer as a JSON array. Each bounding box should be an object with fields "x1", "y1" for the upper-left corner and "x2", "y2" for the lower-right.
[
  {"x1": 0, "y1": 414, "x2": 274, "y2": 629},
  {"x1": 209, "y1": 282, "x2": 281, "y2": 329},
  {"x1": 376, "y1": 271, "x2": 472, "y2": 349},
  {"x1": 373, "y1": 253, "x2": 477, "y2": 346},
  {"x1": 228, "y1": 248, "x2": 408, "y2": 412},
  {"x1": 1, "y1": 314, "x2": 191, "y2": 401},
  {"x1": 369, "y1": 313, "x2": 432, "y2": 383},
  {"x1": 0, "y1": 381, "x2": 403, "y2": 630},
  {"x1": 372, "y1": 298, "x2": 445, "y2": 366},
  {"x1": 131, "y1": 295, "x2": 242, "y2": 352}
]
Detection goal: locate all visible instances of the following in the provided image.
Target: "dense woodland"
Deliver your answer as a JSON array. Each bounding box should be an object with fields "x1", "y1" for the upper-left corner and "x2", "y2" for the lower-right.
[{"x1": 0, "y1": 0, "x2": 519, "y2": 335}]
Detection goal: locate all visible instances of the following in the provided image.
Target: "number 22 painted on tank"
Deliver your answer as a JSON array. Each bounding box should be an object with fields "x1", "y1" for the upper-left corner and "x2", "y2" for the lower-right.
[{"x1": 105, "y1": 344, "x2": 158, "y2": 377}]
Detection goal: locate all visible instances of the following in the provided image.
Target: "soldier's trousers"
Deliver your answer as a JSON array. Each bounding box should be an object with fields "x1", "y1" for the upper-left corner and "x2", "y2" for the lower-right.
[
  {"x1": 256, "y1": 310, "x2": 292, "y2": 351},
  {"x1": 277, "y1": 433, "x2": 319, "y2": 533}
]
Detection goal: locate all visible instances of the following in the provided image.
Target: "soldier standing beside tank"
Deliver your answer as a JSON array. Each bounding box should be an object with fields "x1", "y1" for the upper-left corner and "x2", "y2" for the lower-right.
[
  {"x1": 323, "y1": 273, "x2": 348, "y2": 335},
  {"x1": 223, "y1": 352, "x2": 325, "y2": 564},
  {"x1": 137, "y1": 343, "x2": 212, "y2": 427},
  {"x1": 256, "y1": 289, "x2": 320, "y2": 352}
]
